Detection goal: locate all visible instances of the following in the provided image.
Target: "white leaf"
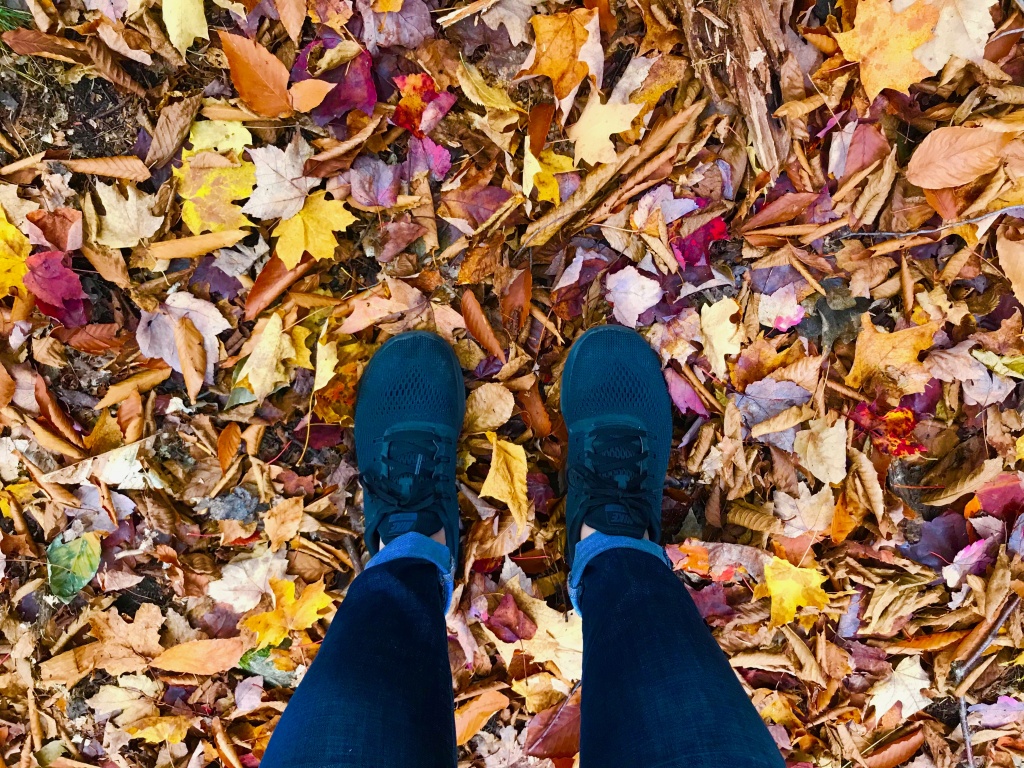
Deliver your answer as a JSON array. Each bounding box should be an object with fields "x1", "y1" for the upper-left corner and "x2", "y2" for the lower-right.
[
  {"x1": 207, "y1": 550, "x2": 288, "y2": 612},
  {"x1": 773, "y1": 482, "x2": 835, "y2": 538},
  {"x1": 242, "y1": 138, "x2": 317, "y2": 220},
  {"x1": 604, "y1": 266, "x2": 663, "y2": 328}
]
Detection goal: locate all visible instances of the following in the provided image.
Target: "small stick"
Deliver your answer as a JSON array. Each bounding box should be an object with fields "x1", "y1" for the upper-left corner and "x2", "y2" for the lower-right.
[
  {"x1": 950, "y1": 594, "x2": 1021, "y2": 685},
  {"x1": 960, "y1": 696, "x2": 975, "y2": 768}
]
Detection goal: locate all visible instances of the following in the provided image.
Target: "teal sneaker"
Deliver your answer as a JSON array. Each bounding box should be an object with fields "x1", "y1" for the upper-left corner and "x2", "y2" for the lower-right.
[
  {"x1": 560, "y1": 325, "x2": 672, "y2": 566},
  {"x1": 355, "y1": 331, "x2": 465, "y2": 566}
]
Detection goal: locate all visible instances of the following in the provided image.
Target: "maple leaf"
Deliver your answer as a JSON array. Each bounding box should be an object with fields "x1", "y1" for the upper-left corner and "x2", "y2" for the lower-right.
[
  {"x1": 523, "y1": 146, "x2": 574, "y2": 205},
  {"x1": 869, "y1": 656, "x2": 932, "y2": 719},
  {"x1": 753, "y1": 557, "x2": 829, "y2": 626},
  {"x1": 273, "y1": 190, "x2": 356, "y2": 269},
  {"x1": 242, "y1": 578, "x2": 335, "y2": 648},
  {"x1": 793, "y1": 417, "x2": 848, "y2": 485},
  {"x1": 845, "y1": 316, "x2": 939, "y2": 399},
  {"x1": 242, "y1": 137, "x2": 318, "y2": 220},
  {"x1": 93, "y1": 182, "x2": 163, "y2": 248},
  {"x1": 517, "y1": 8, "x2": 603, "y2": 115},
  {"x1": 392, "y1": 73, "x2": 456, "y2": 138},
  {"x1": 604, "y1": 266, "x2": 663, "y2": 328},
  {"x1": 174, "y1": 158, "x2": 256, "y2": 235},
  {"x1": 88, "y1": 603, "x2": 165, "y2": 674},
  {"x1": 833, "y1": 0, "x2": 940, "y2": 99},
  {"x1": 567, "y1": 93, "x2": 642, "y2": 165},
  {"x1": 238, "y1": 312, "x2": 296, "y2": 402},
  {"x1": 909, "y1": 0, "x2": 996, "y2": 73},
  {"x1": 700, "y1": 298, "x2": 742, "y2": 378},
  {"x1": 772, "y1": 483, "x2": 835, "y2": 539}
]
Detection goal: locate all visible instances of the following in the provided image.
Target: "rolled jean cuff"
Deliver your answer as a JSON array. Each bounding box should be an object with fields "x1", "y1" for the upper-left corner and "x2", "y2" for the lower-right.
[
  {"x1": 568, "y1": 532, "x2": 671, "y2": 616},
  {"x1": 365, "y1": 532, "x2": 455, "y2": 611}
]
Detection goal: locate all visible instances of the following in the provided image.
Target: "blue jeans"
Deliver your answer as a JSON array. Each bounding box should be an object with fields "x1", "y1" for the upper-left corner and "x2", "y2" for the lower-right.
[{"x1": 261, "y1": 533, "x2": 784, "y2": 768}]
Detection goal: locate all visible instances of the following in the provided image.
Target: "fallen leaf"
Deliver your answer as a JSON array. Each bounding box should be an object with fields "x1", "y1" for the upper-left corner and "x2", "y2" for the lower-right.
[
  {"x1": 753, "y1": 556, "x2": 829, "y2": 626},
  {"x1": 273, "y1": 190, "x2": 356, "y2": 269},
  {"x1": 455, "y1": 690, "x2": 509, "y2": 745},
  {"x1": 218, "y1": 31, "x2": 293, "y2": 118},
  {"x1": 242, "y1": 137, "x2": 317, "y2": 220},
  {"x1": 264, "y1": 497, "x2": 304, "y2": 551},
  {"x1": 241, "y1": 579, "x2": 334, "y2": 648},
  {"x1": 480, "y1": 431, "x2": 531, "y2": 533},
  {"x1": 517, "y1": 8, "x2": 603, "y2": 114},
  {"x1": 464, "y1": 382, "x2": 515, "y2": 433},
  {"x1": 150, "y1": 637, "x2": 248, "y2": 674},
  {"x1": 906, "y1": 126, "x2": 1009, "y2": 189},
  {"x1": 604, "y1": 266, "x2": 663, "y2": 328},
  {"x1": 163, "y1": 0, "x2": 208, "y2": 55},
  {"x1": 869, "y1": 656, "x2": 932, "y2": 719},
  {"x1": 833, "y1": 0, "x2": 939, "y2": 99}
]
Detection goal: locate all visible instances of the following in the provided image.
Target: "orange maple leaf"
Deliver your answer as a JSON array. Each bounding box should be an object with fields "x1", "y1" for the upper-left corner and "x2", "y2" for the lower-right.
[{"x1": 833, "y1": 0, "x2": 939, "y2": 100}]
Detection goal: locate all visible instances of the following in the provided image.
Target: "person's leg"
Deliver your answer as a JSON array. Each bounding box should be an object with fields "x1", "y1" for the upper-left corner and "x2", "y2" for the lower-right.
[
  {"x1": 261, "y1": 533, "x2": 456, "y2": 768},
  {"x1": 572, "y1": 536, "x2": 784, "y2": 768},
  {"x1": 265, "y1": 332, "x2": 466, "y2": 768}
]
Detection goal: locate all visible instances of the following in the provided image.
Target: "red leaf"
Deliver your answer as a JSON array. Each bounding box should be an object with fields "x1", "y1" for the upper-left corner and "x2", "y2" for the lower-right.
[
  {"x1": 525, "y1": 688, "x2": 582, "y2": 759},
  {"x1": 484, "y1": 593, "x2": 538, "y2": 642}
]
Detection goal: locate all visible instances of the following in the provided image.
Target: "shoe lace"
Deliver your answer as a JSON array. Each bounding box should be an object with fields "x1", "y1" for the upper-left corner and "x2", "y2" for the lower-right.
[
  {"x1": 360, "y1": 428, "x2": 449, "y2": 516},
  {"x1": 568, "y1": 425, "x2": 652, "y2": 527}
]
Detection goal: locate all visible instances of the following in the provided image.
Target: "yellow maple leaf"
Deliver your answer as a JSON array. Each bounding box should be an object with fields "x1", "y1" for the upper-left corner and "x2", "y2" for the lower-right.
[
  {"x1": 273, "y1": 190, "x2": 357, "y2": 269},
  {"x1": 567, "y1": 94, "x2": 642, "y2": 166},
  {"x1": 524, "y1": 146, "x2": 575, "y2": 205},
  {"x1": 242, "y1": 578, "x2": 335, "y2": 648},
  {"x1": 238, "y1": 313, "x2": 295, "y2": 402},
  {"x1": 125, "y1": 715, "x2": 192, "y2": 744},
  {"x1": 185, "y1": 120, "x2": 253, "y2": 159},
  {"x1": 174, "y1": 158, "x2": 256, "y2": 235},
  {"x1": 753, "y1": 557, "x2": 829, "y2": 627},
  {"x1": 844, "y1": 316, "x2": 939, "y2": 399},
  {"x1": 518, "y1": 9, "x2": 602, "y2": 108},
  {"x1": 479, "y1": 432, "x2": 531, "y2": 533},
  {"x1": 833, "y1": 0, "x2": 939, "y2": 100},
  {"x1": 0, "y1": 205, "x2": 29, "y2": 296}
]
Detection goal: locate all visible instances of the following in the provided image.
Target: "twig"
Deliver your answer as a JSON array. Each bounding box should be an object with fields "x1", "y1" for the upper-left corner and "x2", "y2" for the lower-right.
[
  {"x1": 959, "y1": 696, "x2": 975, "y2": 768},
  {"x1": 950, "y1": 594, "x2": 1021, "y2": 686},
  {"x1": 838, "y1": 204, "x2": 1024, "y2": 239}
]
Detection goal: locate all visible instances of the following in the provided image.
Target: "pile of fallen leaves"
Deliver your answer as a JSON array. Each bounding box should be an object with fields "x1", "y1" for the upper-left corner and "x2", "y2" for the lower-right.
[{"x1": 0, "y1": 0, "x2": 1024, "y2": 765}]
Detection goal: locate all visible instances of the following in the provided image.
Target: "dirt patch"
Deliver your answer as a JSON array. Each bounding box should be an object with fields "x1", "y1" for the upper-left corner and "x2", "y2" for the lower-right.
[{"x1": 0, "y1": 53, "x2": 141, "y2": 160}]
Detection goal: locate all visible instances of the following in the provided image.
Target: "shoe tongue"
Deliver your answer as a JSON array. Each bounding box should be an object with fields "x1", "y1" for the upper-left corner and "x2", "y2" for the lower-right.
[{"x1": 379, "y1": 509, "x2": 444, "y2": 544}]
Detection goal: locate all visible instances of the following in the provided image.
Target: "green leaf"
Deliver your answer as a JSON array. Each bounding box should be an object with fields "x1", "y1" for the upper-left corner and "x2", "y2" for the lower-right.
[
  {"x1": 47, "y1": 532, "x2": 101, "y2": 601},
  {"x1": 239, "y1": 646, "x2": 298, "y2": 687}
]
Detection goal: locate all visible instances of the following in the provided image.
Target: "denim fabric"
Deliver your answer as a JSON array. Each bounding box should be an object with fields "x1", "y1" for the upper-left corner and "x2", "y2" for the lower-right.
[
  {"x1": 263, "y1": 543, "x2": 784, "y2": 768},
  {"x1": 578, "y1": 547, "x2": 785, "y2": 768},
  {"x1": 568, "y1": 531, "x2": 669, "y2": 615},
  {"x1": 260, "y1": 557, "x2": 457, "y2": 768},
  {"x1": 365, "y1": 531, "x2": 455, "y2": 610}
]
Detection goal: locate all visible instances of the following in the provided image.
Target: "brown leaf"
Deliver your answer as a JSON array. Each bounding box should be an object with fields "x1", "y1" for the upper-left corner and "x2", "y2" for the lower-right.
[
  {"x1": 218, "y1": 422, "x2": 241, "y2": 473},
  {"x1": 173, "y1": 315, "x2": 205, "y2": 403},
  {"x1": 906, "y1": 127, "x2": 1011, "y2": 189},
  {"x1": 0, "y1": 362, "x2": 14, "y2": 409},
  {"x1": 862, "y1": 728, "x2": 924, "y2": 768},
  {"x1": 457, "y1": 239, "x2": 501, "y2": 285},
  {"x1": 740, "y1": 192, "x2": 820, "y2": 232},
  {"x1": 84, "y1": 38, "x2": 146, "y2": 97},
  {"x1": 1, "y1": 29, "x2": 90, "y2": 64},
  {"x1": 63, "y1": 156, "x2": 151, "y2": 182},
  {"x1": 517, "y1": 383, "x2": 552, "y2": 438},
  {"x1": 217, "y1": 31, "x2": 293, "y2": 118},
  {"x1": 275, "y1": 0, "x2": 306, "y2": 43},
  {"x1": 150, "y1": 637, "x2": 248, "y2": 675},
  {"x1": 264, "y1": 496, "x2": 304, "y2": 551},
  {"x1": 146, "y1": 230, "x2": 247, "y2": 262},
  {"x1": 461, "y1": 289, "x2": 506, "y2": 362},
  {"x1": 96, "y1": 364, "x2": 172, "y2": 410},
  {"x1": 81, "y1": 244, "x2": 131, "y2": 288},
  {"x1": 500, "y1": 268, "x2": 532, "y2": 332},
  {"x1": 145, "y1": 93, "x2": 203, "y2": 168},
  {"x1": 524, "y1": 687, "x2": 581, "y2": 759},
  {"x1": 245, "y1": 254, "x2": 316, "y2": 321}
]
